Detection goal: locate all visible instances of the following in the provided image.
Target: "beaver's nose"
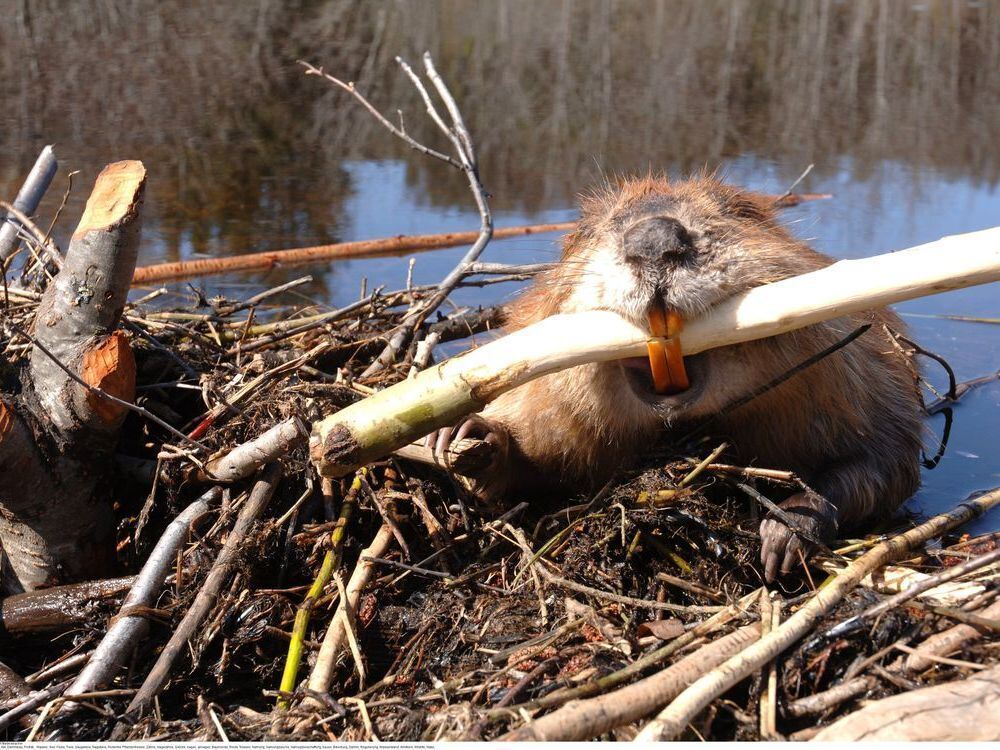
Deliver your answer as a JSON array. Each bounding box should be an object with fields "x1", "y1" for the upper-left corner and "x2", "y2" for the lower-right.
[{"x1": 623, "y1": 217, "x2": 693, "y2": 266}]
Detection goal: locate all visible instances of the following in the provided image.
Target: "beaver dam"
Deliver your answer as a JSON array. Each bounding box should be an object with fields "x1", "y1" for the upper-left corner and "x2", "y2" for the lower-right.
[{"x1": 0, "y1": 53, "x2": 999, "y2": 743}]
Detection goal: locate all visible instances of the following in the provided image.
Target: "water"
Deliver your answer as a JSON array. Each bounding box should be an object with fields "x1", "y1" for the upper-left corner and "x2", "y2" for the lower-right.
[{"x1": 1, "y1": 0, "x2": 997, "y2": 529}]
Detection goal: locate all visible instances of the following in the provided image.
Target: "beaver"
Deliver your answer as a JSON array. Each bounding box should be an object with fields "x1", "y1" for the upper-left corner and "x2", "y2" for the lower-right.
[{"x1": 429, "y1": 174, "x2": 924, "y2": 582}]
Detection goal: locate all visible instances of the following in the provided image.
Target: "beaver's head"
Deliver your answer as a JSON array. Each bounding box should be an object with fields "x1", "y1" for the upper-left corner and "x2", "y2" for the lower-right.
[{"x1": 543, "y1": 174, "x2": 823, "y2": 421}]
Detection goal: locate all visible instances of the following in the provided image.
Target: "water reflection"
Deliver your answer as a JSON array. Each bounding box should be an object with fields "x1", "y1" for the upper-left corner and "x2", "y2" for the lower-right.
[
  {"x1": 0, "y1": 0, "x2": 997, "y2": 525},
  {"x1": 4, "y1": 1, "x2": 1000, "y2": 253}
]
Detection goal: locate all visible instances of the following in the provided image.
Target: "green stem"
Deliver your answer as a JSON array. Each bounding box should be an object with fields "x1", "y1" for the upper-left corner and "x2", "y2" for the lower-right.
[{"x1": 277, "y1": 469, "x2": 365, "y2": 708}]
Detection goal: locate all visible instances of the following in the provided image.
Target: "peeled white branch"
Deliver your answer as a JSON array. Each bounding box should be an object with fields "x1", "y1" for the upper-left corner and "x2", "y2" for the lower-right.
[
  {"x1": 904, "y1": 597, "x2": 1000, "y2": 673},
  {"x1": 501, "y1": 623, "x2": 762, "y2": 741},
  {"x1": 196, "y1": 417, "x2": 308, "y2": 482},
  {"x1": 306, "y1": 523, "x2": 395, "y2": 697},
  {"x1": 0, "y1": 145, "x2": 58, "y2": 261},
  {"x1": 311, "y1": 227, "x2": 1000, "y2": 478},
  {"x1": 61, "y1": 489, "x2": 217, "y2": 711}
]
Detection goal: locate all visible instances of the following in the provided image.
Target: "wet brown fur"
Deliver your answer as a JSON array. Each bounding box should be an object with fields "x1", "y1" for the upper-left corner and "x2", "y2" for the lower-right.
[{"x1": 476, "y1": 174, "x2": 924, "y2": 544}]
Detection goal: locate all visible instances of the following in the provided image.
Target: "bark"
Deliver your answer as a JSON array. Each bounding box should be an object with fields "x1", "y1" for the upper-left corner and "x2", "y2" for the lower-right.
[
  {"x1": 0, "y1": 146, "x2": 58, "y2": 261},
  {"x1": 0, "y1": 161, "x2": 146, "y2": 591},
  {"x1": 310, "y1": 227, "x2": 1000, "y2": 479},
  {"x1": 812, "y1": 665, "x2": 1000, "y2": 741},
  {"x1": 0, "y1": 575, "x2": 134, "y2": 635}
]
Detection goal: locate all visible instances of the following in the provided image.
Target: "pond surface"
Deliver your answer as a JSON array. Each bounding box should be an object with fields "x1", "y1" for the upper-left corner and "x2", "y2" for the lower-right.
[{"x1": 1, "y1": 1, "x2": 997, "y2": 530}]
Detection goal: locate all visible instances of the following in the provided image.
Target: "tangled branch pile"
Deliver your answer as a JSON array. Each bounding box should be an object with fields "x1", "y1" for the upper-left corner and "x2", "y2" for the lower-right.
[{"x1": 0, "y1": 53, "x2": 997, "y2": 743}]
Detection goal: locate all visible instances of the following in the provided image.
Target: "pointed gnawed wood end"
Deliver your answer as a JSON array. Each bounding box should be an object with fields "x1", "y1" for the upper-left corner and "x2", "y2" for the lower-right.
[{"x1": 73, "y1": 161, "x2": 147, "y2": 239}]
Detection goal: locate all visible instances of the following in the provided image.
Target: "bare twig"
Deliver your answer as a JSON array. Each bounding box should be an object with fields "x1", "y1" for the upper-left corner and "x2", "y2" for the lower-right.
[
  {"x1": 124, "y1": 467, "x2": 281, "y2": 718},
  {"x1": 300, "y1": 61, "x2": 460, "y2": 168},
  {"x1": 0, "y1": 679, "x2": 74, "y2": 733},
  {"x1": 59, "y1": 490, "x2": 219, "y2": 714},
  {"x1": 303, "y1": 51, "x2": 493, "y2": 377}
]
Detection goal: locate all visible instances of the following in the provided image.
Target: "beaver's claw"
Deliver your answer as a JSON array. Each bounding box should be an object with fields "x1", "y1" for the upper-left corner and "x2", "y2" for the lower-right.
[
  {"x1": 759, "y1": 492, "x2": 838, "y2": 583},
  {"x1": 423, "y1": 415, "x2": 510, "y2": 501}
]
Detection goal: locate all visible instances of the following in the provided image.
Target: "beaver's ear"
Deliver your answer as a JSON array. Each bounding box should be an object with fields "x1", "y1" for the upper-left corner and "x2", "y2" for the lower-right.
[
  {"x1": 725, "y1": 194, "x2": 774, "y2": 222},
  {"x1": 708, "y1": 182, "x2": 776, "y2": 223},
  {"x1": 721, "y1": 190, "x2": 776, "y2": 223}
]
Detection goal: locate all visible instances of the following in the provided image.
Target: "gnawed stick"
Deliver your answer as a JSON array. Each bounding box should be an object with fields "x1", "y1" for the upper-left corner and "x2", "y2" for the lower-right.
[
  {"x1": 306, "y1": 524, "x2": 395, "y2": 698},
  {"x1": 488, "y1": 589, "x2": 760, "y2": 727},
  {"x1": 759, "y1": 591, "x2": 780, "y2": 739},
  {"x1": 393, "y1": 437, "x2": 493, "y2": 476},
  {"x1": 131, "y1": 222, "x2": 573, "y2": 284},
  {"x1": 57, "y1": 489, "x2": 218, "y2": 713},
  {"x1": 823, "y1": 544, "x2": 1000, "y2": 638},
  {"x1": 500, "y1": 624, "x2": 761, "y2": 741},
  {"x1": 124, "y1": 466, "x2": 281, "y2": 718},
  {"x1": 784, "y1": 676, "x2": 878, "y2": 718},
  {"x1": 311, "y1": 227, "x2": 1000, "y2": 479},
  {"x1": 811, "y1": 664, "x2": 1000, "y2": 741},
  {"x1": 632, "y1": 487, "x2": 1000, "y2": 741},
  {"x1": 195, "y1": 417, "x2": 309, "y2": 482}
]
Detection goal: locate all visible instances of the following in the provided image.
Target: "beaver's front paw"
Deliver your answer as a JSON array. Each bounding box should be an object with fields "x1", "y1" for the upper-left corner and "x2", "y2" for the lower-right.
[
  {"x1": 759, "y1": 492, "x2": 838, "y2": 583},
  {"x1": 424, "y1": 415, "x2": 511, "y2": 502}
]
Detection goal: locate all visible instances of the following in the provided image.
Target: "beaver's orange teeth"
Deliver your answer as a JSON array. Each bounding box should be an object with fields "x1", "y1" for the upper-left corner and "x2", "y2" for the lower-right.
[
  {"x1": 647, "y1": 339, "x2": 673, "y2": 393},
  {"x1": 662, "y1": 337, "x2": 689, "y2": 392},
  {"x1": 647, "y1": 308, "x2": 689, "y2": 394}
]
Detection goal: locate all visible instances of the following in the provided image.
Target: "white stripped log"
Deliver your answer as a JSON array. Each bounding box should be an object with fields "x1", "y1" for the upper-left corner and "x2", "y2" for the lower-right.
[{"x1": 311, "y1": 227, "x2": 1000, "y2": 478}]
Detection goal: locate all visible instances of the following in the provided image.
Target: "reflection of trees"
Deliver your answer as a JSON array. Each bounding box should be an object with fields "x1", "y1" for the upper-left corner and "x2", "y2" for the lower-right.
[
  {"x1": 2, "y1": 0, "x2": 999, "y2": 245},
  {"x1": 0, "y1": 1, "x2": 363, "y2": 270}
]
